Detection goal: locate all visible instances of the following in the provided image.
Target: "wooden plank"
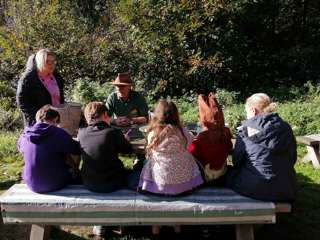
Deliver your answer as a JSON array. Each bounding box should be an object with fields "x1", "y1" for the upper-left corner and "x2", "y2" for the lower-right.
[
  {"x1": 296, "y1": 136, "x2": 320, "y2": 146},
  {"x1": 30, "y1": 225, "x2": 51, "y2": 240},
  {"x1": 275, "y1": 203, "x2": 292, "y2": 213},
  {"x1": 1, "y1": 185, "x2": 275, "y2": 225},
  {"x1": 236, "y1": 224, "x2": 254, "y2": 240}
]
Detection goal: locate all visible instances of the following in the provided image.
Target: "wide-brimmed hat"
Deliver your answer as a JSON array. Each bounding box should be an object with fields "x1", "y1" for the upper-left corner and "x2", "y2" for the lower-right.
[{"x1": 112, "y1": 73, "x2": 133, "y2": 86}]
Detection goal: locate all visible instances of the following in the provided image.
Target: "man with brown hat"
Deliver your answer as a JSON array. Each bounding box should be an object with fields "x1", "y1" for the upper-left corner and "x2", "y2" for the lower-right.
[
  {"x1": 106, "y1": 73, "x2": 148, "y2": 170},
  {"x1": 106, "y1": 73, "x2": 148, "y2": 126}
]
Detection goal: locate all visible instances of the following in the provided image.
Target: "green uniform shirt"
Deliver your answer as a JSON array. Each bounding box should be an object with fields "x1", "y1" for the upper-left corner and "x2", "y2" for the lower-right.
[{"x1": 105, "y1": 91, "x2": 149, "y2": 119}]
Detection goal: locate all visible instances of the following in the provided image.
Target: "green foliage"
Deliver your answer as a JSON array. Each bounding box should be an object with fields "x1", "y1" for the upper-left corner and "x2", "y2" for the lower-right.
[
  {"x1": 0, "y1": 81, "x2": 23, "y2": 131},
  {"x1": 117, "y1": 0, "x2": 320, "y2": 97},
  {"x1": 0, "y1": 131, "x2": 23, "y2": 183},
  {"x1": 224, "y1": 104, "x2": 246, "y2": 135},
  {"x1": 70, "y1": 77, "x2": 114, "y2": 105},
  {"x1": 1, "y1": 0, "x2": 319, "y2": 102},
  {"x1": 0, "y1": 0, "x2": 140, "y2": 92},
  {"x1": 215, "y1": 88, "x2": 239, "y2": 107},
  {"x1": 278, "y1": 100, "x2": 320, "y2": 136}
]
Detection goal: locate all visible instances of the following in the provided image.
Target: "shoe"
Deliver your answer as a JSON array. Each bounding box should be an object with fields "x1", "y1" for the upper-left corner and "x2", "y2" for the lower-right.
[{"x1": 92, "y1": 225, "x2": 106, "y2": 236}]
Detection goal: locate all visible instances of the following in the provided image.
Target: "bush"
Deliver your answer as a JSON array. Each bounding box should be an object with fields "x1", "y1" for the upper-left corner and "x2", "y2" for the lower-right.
[
  {"x1": 215, "y1": 89, "x2": 239, "y2": 107},
  {"x1": 1, "y1": 1, "x2": 320, "y2": 101},
  {"x1": 224, "y1": 104, "x2": 246, "y2": 135},
  {"x1": 70, "y1": 77, "x2": 114, "y2": 105},
  {"x1": 0, "y1": 131, "x2": 23, "y2": 183},
  {"x1": 0, "y1": 81, "x2": 23, "y2": 131},
  {"x1": 278, "y1": 101, "x2": 320, "y2": 136}
]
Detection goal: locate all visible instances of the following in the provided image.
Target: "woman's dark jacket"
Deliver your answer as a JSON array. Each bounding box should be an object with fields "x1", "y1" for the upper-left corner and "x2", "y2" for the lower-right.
[
  {"x1": 16, "y1": 54, "x2": 64, "y2": 126},
  {"x1": 226, "y1": 113, "x2": 297, "y2": 202},
  {"x1": 78, "y1": 121, "x2": 133, "y2": 193},
  {"x1": 16, "y1": 59, "x2": 64, "y2": 126}
]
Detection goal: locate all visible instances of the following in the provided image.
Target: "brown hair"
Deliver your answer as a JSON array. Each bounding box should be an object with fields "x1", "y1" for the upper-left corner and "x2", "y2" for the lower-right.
[
  {"x1": 146, "y1": 100, "x2": 186, "y2": 154},
  {"x1": 84, "y1": 102, "x2": 108, "y2": 124},
  {"x1": 36, "y1": 104, "x2": 60, "y2": 123}
]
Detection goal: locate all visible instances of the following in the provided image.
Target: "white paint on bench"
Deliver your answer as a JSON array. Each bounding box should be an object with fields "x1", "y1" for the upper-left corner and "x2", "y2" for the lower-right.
[
  {"x1": 0, "y1": 184, "x2": 280, "y2": 240},
  {"x1": 1, "y1": 184, "x2": 275, "y2": 225}
]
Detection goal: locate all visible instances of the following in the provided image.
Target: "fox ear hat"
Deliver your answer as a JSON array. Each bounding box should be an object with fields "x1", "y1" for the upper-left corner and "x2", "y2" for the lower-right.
[{"x1": 198, "y1": 92, "x2": 225, "y2": 129}]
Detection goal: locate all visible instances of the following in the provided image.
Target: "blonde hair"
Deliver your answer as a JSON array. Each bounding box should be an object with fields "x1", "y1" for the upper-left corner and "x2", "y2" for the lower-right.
[
  {"x1": 35, "y1": 49, "x2": 56, "y2": 72},
  {"x1": 246, "y1": 93, "x2": 277, "y2": 113},
  {"x1": 84, "y1": 102, "x2": 108, "y2": 124}
]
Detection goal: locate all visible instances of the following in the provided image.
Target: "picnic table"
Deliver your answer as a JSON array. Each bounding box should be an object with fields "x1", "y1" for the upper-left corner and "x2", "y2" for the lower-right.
[
  {"x1": 296, "y1": 134, "x2": 320, "y2": 168},
  {"x1": 0, "y1": 184, "x2": 291, "y2": 240}
]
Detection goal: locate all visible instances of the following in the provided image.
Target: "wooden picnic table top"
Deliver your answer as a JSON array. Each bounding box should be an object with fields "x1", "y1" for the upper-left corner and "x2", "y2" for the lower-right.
[
  {"x1": 0, "y1": 184, "x2": 277, "y2": 226},
  {"x1": 296, "y1": 134, "x2": 320, "y2": 146}
]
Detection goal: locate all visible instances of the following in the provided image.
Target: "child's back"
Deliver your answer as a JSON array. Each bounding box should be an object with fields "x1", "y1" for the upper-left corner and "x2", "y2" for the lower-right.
[
  {"x1": 188, "y1": 93, "x2": 232, "y2": 181},
  {"x1": 138, "y1": 101, "x2": 203, "y2": 195}
]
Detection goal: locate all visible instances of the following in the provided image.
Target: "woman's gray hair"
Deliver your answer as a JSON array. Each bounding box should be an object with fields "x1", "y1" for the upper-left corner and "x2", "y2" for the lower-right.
[{"x1": 35, "y1": 49, "x2": 55, "y2": 72}]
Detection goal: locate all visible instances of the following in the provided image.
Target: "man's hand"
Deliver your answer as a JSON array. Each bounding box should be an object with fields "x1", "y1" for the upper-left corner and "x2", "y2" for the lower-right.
[
  {"x1": 131, "y1": 116, "x2": 148, "y2": 125},
  {"x1": 115, "y1": 116, "x2": 131, "y2": 126}
]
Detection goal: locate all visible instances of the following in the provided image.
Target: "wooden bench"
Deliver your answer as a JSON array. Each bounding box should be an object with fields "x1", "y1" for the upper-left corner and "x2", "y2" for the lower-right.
[
  {"x1": 0, "y1": 184, "x2": 291, "y2": 240},
  {"x1": 296, "y1": 134, "x2": 320, "y2": 168}
]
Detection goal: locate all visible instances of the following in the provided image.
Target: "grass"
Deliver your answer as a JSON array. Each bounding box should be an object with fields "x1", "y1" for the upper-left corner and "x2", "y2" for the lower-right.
[{"x1": 0, "y1": 131, "x2": 23, "y2": 192}]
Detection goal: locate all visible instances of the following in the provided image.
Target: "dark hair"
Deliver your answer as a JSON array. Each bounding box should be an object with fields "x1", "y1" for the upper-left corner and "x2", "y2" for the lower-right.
[
  {"x1": 35, "y1": 104, "x2": 60, "y2": 123},
  {"x1": 84, "y1": 102, "x2": 108, "y2": 124}
]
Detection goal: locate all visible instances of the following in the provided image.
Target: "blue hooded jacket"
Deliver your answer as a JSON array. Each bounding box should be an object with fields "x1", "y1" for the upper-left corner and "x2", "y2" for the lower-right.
[
  {"x1": 18, "y1": 123, "x2": 80, "y2": 193},
  {"x1": 227, "y1": 113, "x2": 297, "y2": 202}
]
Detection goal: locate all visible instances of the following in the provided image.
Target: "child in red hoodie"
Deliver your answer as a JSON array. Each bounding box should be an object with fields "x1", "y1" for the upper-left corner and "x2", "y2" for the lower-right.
[{"x1": 188, "y1": 93, "x2": 233, "y2": 183}]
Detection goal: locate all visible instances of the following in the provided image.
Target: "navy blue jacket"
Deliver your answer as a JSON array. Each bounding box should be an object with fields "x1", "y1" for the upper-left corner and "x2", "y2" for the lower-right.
[{"x1": 227, "y1": 113, "x2": 297, "y2": 202}]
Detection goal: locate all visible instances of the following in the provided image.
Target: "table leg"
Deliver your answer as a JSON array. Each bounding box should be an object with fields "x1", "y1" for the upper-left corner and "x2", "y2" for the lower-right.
[
  {"x1": 303, "y1": 146, "x2": 320, "y2": 169},
  {"x1": 236, "y1": 224, "x2": 254, "y2": 240},
  {"x1": 30, "y1": 225, "x2": 51, "y2": 240}
]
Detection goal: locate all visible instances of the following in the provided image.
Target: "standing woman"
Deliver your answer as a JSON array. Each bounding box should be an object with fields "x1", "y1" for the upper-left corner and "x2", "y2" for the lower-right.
[{"x1": 16, "y1": 49, "x2": 64, "y2": 126}]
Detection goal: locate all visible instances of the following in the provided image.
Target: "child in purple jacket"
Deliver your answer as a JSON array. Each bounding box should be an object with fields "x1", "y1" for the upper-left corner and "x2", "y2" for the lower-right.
[{"x1": 18, "y1": 104, "x2": 81, "y2": 193}]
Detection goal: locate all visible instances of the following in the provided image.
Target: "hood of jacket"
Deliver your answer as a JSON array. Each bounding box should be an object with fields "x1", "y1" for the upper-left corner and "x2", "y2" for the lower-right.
[
  {"x1": 240, "y1": 112, "x2": 293, "y2": 151},
  {"x1": 23, "y1": 122, "x2": 56, "y2": 143}
]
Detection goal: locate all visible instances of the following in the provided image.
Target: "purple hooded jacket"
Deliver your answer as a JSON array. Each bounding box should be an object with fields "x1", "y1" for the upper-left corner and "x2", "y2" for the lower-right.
[{"x1": 18, "y1": 123, "x2": 81, "y2": 193}]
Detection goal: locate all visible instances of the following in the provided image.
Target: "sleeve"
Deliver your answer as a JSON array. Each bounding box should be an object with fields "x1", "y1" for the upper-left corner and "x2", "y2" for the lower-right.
[
  {"x1": 60, "y1": 130, "x2": 81, "y2": 155},
  {"x1": 224, "y1": 127, "x2": 234, "y2": 154},
  {"x1": 232, "y1": 135, "x2": 247, "y2": 167},
  {"x1": 105, "y1": 93, "x2": 115, "y2": 117},
  {"x1": 54, "y1": 71, "x2": 65, "y2": 104},
  {"x1": 137, "y1": 94, "x2": 149, "y2": 117},
  {"x1": 17, "y1": 133, "x2": 25, "y2": 154},
  {"x1": 113, "y1": 129, "x2": 133, "y2": 154},
  {"x1": 182, "y1": 127, "x2": 194, "y2": 147},
  {"x1": 16, "y1": 75, "x2": 38, "y2": 125}
]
